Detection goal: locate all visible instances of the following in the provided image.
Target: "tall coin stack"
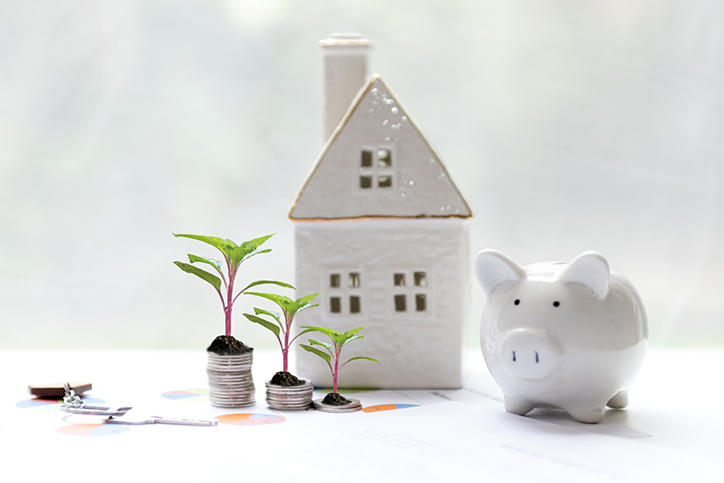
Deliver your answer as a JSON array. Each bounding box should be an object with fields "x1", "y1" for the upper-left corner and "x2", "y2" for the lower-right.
[
  {"x1": 207, "y1": 351, "x2": 255, "y2": 407},
  {"x1": 265, "y1": 379, "x2": 313, "y2": 410}
]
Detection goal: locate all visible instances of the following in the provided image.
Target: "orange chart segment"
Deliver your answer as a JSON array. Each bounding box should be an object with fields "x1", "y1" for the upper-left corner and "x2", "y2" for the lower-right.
[
  {"x1": 215, "y1": 413, "x2": 285, "y2": 426},
  {"x1": 363, "y1": 404, "x2": 419, "y2": 413},
  {"x1": 57, "y1": 424, "x2": 131, "y2": 436}
]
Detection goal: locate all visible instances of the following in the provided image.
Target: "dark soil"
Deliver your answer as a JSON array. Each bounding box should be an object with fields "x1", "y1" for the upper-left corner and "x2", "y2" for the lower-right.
[
  {"x1": 206, "y1": 335, "x2": 253, "y2": 355},
  {"x1": 270, "y1": 371, "x2": 304, "y2": 387},
  {"x1": 322, "y1": 392, "x2": 351, "y2": 406}
]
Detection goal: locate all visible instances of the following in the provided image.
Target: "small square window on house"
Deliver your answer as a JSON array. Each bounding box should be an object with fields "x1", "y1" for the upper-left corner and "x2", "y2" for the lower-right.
[
  {"x1": 360, "y1": 175, "x2": 372, "y2": 189},
  {"x1": 416, "y1": 294, "x2": 427, "y2": 312},
  {"x1": 361, "y1": 150, "x2": 373, "y2": 167},
  {"x1": 394, "y1": 294, "x2": 406, "y2": 312},
  {"x1": 378, "y1": 149, "x2": 391, "y2": 167},
  {"x1": 330, "y1": 296, "x2": 341, "y2": 314},
  {"x1": 348, "y1": 272, "x2": 360, "y2": 288},
  {"x1": 330, "y1": 273, "x2": 340, "y2": 288},
  {"x1": 350, "y1": 295, "x2": 361, "y2": 313},
  {"x1": 378, "y1": 176, "x2": 392, "y2": 188},
  {"x1": 394, "y1": 273, "x2": 405, "y2": 287},
  {"x1": 414, "y1": 271, "x2": 427, "y2": 287}
]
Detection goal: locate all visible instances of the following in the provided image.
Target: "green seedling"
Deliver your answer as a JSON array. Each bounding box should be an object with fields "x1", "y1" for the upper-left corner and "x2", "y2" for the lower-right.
[
  {"x1": 243, "y1": 292, "x2": 320, "y2": 373},
  {"x1": 299, "y1": 326, "x2": 379, "y2": 394},
  {"x1": 173, "y1": 233, "x2": 293, "y2": 337}
]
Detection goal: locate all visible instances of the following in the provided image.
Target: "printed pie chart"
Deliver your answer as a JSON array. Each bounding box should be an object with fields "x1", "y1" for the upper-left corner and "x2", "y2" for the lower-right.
[
  {"x1": 215, "y1": 413, "x2": 285, "y2": 426},
  {"x1": 58, "y1": 423, "x2": 130, "y2": 437},
  {"x1": 161, "y1": 388, "x2": 209, "y2": 403},
  {"x1": 16, "y1": 397, "x2": 105, "y2": 412},
  {"x1": 362, "y1": 403, "x2": 419, "y2": 413}
]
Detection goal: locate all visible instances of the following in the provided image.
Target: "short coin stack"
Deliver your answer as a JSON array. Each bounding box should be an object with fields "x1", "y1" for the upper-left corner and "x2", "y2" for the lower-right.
[
  {"x1": 313, "y1": 398, "x2": 362, "y2": 413},
  {"x1": 265, "y1": 379, "x2": 313, "y2": 410},
  {"x1": 207, "y1": 351, "x2": 255, "y2": 408}
]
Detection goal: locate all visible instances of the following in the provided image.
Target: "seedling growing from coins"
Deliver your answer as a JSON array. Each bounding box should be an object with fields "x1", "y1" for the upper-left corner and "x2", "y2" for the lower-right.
[
  {"x1": 174, "y1": 233, "x2": 293, "y2": 354},
  {"x1": 299, "y1": 326, "x2": 379, "y2": 406},
  {"x1": 243, "y1": 292, "x2": 320, "y2": 386}
]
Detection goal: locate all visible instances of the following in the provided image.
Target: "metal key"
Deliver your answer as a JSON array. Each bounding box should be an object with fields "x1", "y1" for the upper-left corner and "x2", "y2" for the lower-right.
[
  {"x1": 105, "y1": 413, "x2": 217, "y2": 426},
  {"x1": 61, "y1": 405, "x2": 133, "y2": 416}
]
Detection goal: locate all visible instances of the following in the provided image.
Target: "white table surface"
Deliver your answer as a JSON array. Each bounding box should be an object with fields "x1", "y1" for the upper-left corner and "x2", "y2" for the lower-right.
[{"x1": 1, "y1": 348, "x2": 722, "y2": 482}]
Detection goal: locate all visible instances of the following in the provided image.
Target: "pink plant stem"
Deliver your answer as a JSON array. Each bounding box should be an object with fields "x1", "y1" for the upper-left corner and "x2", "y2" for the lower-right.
[
  {"x1": 225, "y1": 267, "x2": 235, "y2": 337},
  {"x1": 333, "y1": 345, "x2": 341, "y2": 393},
  {"x1": 282, "y1": 318, "x2": 291, "y2": 372}
]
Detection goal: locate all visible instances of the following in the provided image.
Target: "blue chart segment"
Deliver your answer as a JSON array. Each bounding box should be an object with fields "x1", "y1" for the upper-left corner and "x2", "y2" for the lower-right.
[{"x1": 161, "y1": 388, "x2": 209, "y2": 402}]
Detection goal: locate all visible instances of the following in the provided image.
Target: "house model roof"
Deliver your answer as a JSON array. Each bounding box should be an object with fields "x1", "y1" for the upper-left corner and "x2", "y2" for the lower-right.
[{"x1": 289, "y1": 75, "x2": 472, "y2": 220}]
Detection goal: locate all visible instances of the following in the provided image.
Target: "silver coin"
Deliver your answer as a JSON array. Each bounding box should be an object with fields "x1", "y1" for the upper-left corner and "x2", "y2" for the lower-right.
[
  {"x1": 207, "y1": 377, "x2": 254, "y2": 384},
  {"x1": 265, "y1": 386, "x2": 313, "y2": 394},
  {"x1": 312, "y1": 398, "x2": 362, "y2": 413},
  {"x1": 210, "y1": 391, "x2": 255, "y2": 397},
  {"x1": 267, "y1": 403, "x2": 312, "y2": 410},
  {"x1": 207, "y1": 365, "x2": 253, "y2": 372},
  {"x1": 266, "y1": 392, "x2": 312, "y2": 401},
  {"x1": 207, "y1": 373, "x2": 254, "y2": 379},
  {"x1": 207, "y1": 365, "x2": 252, "y2": 370},
  {"x1": 266, "y1": 392, "x2": 312, "y2": 399},
  {"x1": 208, "y1": 353, "x2": 253, "y2": 360},
  {"x1": 209, "y1": 386, "x2": 255, "y2": 391},
  {"x1": 210, "y1": 400, "x2": 256, "y2": 408},
  {"x1": 266, "y1": 398, "x2": 310, "y2": 403},
  {"x1": 210, "y1": 396, "x2": 255, "y2": 401},
  {"x1": 210, "y1": 388, "x2": 255, "y2": 395}
]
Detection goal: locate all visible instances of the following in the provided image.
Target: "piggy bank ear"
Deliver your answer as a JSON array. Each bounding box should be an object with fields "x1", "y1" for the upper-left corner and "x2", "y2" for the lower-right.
[
  {"x1": 561, "y1": 252, "x2": 610, "y2": 298},
  {"x1": 475, "y1": 250, "x2": 525, "y2": 297}
]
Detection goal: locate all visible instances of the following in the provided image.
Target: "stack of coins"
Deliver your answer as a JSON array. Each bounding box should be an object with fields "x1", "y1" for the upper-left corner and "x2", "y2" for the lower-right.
[
  {"x1": 265, "y1": 379, "x2": 313, "y2": 410},
  {"x1": 313, "y1": 397, "x2": 362, "y2": 413},
  {"x1": 207, "y1": 352, "x2": 255, "y2": 408}
]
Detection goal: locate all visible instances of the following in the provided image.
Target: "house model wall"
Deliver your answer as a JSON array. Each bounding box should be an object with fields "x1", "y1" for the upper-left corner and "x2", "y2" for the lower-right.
[{"x1": 290, "y1": 34, "x2": 472, "y2": 389}]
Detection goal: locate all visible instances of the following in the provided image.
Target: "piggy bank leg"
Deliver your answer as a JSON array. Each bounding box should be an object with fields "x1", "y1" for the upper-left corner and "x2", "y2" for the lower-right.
[
  {"x1": 504, "y1": 396, "x2": 537, "y2": 416},
  {"x1": 606, "y1": 390, "x2": 629, "y2": 409},
  {"x1": 566, "y1": 405, "x2": 606, "y2": 424}
]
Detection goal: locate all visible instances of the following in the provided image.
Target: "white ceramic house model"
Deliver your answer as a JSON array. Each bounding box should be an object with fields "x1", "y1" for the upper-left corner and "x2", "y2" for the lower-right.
[{"x1": 290, "y1": 34, "x2": 472, "y2": 389}]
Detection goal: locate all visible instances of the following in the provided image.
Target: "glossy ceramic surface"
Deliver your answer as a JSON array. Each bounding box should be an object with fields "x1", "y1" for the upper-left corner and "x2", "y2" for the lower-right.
[{"x1": 475, "y1": 250, "x2": 648, "y2": 423}]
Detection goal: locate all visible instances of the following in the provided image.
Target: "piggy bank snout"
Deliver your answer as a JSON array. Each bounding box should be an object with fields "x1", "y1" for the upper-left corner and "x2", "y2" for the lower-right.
[{"x1": 497, "y1": 328, "x2": 562, "y2": 381}]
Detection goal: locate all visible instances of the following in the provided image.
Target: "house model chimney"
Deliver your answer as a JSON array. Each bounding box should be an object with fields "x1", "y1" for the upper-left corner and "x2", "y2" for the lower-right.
[{"x1": 320, "y1": 33, "x2": 369, "y2": 142}]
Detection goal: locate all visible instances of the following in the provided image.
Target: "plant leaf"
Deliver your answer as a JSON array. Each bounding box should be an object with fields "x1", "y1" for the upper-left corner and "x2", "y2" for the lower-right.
[
  {"x1": 243, "y1": 313, "x2": 280, "y2": 337},
  {"x1": 294, "y1": 303, "x2": 319, "y2": 317},
  {"x1": 299, "y1": 326, "x2": 343, "y2": 341},
  {"x1": 174, "y1": 233, "x2": 239, "y2": 261},
  {"x1": 249, "y1": 234, "x2": 274, "y2": 247},
  {"x1": 244, "y1": 280, "x2": 295, "y2": 291},
  {"x1": 173, "y1": 261, "x2": 221, "y2": 293},
  {"x1": 300, "y1": 343, "x2": 331, "y2": 364},
  {"x1": 174, "y1": 233, "x2": 227, "y2": 251},
  {"x1": 241, "y1": 248, "x2": 271, "y2": 264},
  {"x1": 344, "y1": 356, "x2": 379, "y2": 364},
  {"x1": 246, "y1": 292, "x2": 295, "y2": 314},
  {"x1": 341, "y1": 335, "x2": 364, "y2": 347},
  {"x1": 308, "y1": 338, "x2": 332, "y2": 354},
  {"x1": 230, "y1": 234, "x2": 274, "y2": 266},
  {"x1": 187, "y1": 254, "x2": 224, "y2": 278},
  {"x1": 290, "y1": 293, "x2": 321, "y2": 316},
  {"x1": 254, "y1": 307, "x2": 281, "y2": 323}
]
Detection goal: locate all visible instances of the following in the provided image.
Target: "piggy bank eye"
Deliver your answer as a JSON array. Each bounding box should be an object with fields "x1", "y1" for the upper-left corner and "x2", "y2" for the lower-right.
[
  {"x1": 514, "y1": 299, "x2": 520, "y2": 305},
  {"x1": 553, "y1": 301, "x2": 560, "y2": 307}
]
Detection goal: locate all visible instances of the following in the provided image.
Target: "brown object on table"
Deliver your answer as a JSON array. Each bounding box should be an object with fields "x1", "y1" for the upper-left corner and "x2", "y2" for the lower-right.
[{"x1": 28, "y1": 382, "x2": 92, "y2": 398}]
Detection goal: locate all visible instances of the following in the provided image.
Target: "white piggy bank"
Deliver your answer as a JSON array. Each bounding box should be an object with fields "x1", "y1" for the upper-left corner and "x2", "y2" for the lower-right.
[{"x1": 475, "y1": 250, "x2": 647, "y2": 423}]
